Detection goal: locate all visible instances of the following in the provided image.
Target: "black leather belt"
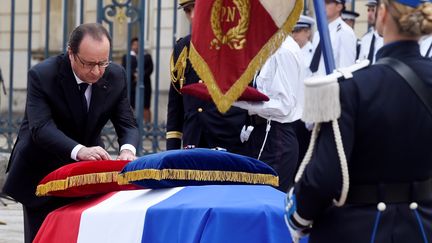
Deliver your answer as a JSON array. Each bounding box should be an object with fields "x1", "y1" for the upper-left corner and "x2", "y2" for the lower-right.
[
  {"x1": 346, "y1": 178, "x2": 432, "y2": 204},
  {"x1": 250, "y1": 115, "x2": 267, "y2": 126}
]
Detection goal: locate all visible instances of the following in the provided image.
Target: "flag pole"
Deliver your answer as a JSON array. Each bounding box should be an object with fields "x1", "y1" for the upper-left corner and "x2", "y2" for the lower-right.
[{"x1": 313, "y1": 0, "x2": 335, "y2": 74}]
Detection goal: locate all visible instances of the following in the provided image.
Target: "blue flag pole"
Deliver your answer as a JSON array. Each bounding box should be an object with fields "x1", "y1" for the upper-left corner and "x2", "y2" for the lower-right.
[{"x1": 313, "y1": 0, "x2": 335, "y2": 74}]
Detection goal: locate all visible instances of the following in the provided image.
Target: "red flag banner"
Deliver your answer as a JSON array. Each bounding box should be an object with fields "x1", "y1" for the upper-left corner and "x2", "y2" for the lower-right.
[{"x1": 187, "y1": 0, "x2": 303, "y2": 113}]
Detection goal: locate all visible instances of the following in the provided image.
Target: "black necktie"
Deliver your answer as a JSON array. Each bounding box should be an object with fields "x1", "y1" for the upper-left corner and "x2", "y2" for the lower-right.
[
  {"x1": 425, "y1": 42, "x2": 432, "y2": 58},
  {"x1": 367, "y1": 34, "x2": 376, "y2": 64},
  {"x1": 309, "y1": 40, "x2": 322, "y2": 73},
  {"x1": 79, "y1": 83, "x2": 89, "y2": 113}
]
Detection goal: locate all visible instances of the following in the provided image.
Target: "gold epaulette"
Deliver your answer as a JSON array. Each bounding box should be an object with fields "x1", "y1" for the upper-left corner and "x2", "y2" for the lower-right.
[
  {"x1": 170, "y1": 46, "x2": 189, "y2": 94},
  {"x1": 166, "y1": 131, "x2": 183, "y2": 139}
]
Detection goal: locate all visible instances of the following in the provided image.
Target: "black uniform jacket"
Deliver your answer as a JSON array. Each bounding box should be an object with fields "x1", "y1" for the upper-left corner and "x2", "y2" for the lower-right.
[
  {"x1": 295, "y1": 41, "x2": 432, "y2": 242},
  {"x1": 3, "y1": 54, "x2": 139, "y2": 207},
  {"x1": 166, "y1": 35, "x2": 247, "y2": 153}
]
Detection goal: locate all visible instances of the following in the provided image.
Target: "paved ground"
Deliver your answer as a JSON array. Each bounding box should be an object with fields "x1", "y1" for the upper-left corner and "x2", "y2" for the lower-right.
[{"x1": 0, "y1": 197, "x2": 23, "y2": 243}]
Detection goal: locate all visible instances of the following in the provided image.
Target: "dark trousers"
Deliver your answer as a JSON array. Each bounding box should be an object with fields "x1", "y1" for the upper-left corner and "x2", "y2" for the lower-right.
[
  {"x1": 245, "y1": 119, "x2": 299, "y2": 192},
  {"x1": 23, "y1": 197, "x2": 78, "y2": 243}
]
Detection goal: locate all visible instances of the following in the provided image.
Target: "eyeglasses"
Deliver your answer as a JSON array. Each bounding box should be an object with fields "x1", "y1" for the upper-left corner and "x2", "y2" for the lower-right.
[{"x1": 74, "y1": 54, "x2": 111, "y2": 70}]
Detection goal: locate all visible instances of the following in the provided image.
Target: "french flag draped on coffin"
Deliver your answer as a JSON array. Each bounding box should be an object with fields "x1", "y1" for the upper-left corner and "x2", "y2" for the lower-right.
[{"x1": 34, "y1": 185, "x2": 308, "y2": 243}]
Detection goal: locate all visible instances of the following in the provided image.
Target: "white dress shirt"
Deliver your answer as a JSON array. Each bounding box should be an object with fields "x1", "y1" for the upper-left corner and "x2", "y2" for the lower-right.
[
  {"x1": 300, "y1": 41, "x2": 314, "y2": 77},
  {"x1": 311, "y1": 17, "x2": 357, "y2": 76},
  {"x1": 234, "y1": 36, "x2": 305, "y2": 123},
  {"x1": 420, "y1": 35, "x2": 432, "y2": 58},
  {"x1": 357, "y1": 29, "x2": 383, "y2": 64}
]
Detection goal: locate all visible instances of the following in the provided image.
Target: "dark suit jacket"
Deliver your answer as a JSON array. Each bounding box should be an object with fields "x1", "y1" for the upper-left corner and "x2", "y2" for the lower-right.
[{"x1": 3, "y1": 53, "x2": 139, "y2": 207}]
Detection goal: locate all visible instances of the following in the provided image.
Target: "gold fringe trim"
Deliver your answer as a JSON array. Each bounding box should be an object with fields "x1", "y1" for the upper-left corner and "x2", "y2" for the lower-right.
[
  {"x1": 166, "y1": 131, "x2": 183, "y2": 139},
  {"x1": 189, "y1": 0, "x2": 304, "y2": 113},
  {"x1": 117, "y1": 169, "x2": 279, "y2": 187},
  {"x1": 36, "y1": 171, "x2": 122, "y2": 196}
]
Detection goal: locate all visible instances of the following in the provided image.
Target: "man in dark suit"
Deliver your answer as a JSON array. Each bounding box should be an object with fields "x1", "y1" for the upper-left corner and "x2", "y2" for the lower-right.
[
  {"x1": 2, "y1": 23, "x2": 139, "y2": 242},
  {"x1": 166, "y1": 0, "x2": 248, "y2": 154}
]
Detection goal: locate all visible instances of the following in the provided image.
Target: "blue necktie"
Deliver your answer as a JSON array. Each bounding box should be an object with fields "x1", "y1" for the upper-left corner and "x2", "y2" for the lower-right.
[
  {"x1": 309, "y1": 40, "x2": 322, "y2": 73},
  {"x1": 79, "y1": 83, "x2": 89, "y2": 113},
  {"x1": 367, "y1": 34, "x2": 376, "y2": 64}
]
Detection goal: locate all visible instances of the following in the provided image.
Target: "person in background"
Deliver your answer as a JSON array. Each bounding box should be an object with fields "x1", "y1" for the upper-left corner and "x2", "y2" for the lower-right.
[
  {"x1": 2, "y1": 23, "x2": 139, "y2": 243},
  {"x1": 286, "y1": 0, "x2": 432, "y2": 241},
  {"x1": 309, "y1": 0, "x2": 357, "y2": 76},
  {"x1": 292, "y1": 15, "x2": 316, "y2": 73},
  {"x1": 357, "y1": 0, "x2": 384, "y2": 64},
  {"x1": 122, "y1": 38, "x2": 154, "y2": 123},
  {"x1": 234, "y1": 34, "x2": 305, "y2": 192},
  {"x1": 122, "y1": 37, "x2": 139, "y2": 108},
  {"x1": 166, "y1": 0, "x2": 248, "y2": 154}
]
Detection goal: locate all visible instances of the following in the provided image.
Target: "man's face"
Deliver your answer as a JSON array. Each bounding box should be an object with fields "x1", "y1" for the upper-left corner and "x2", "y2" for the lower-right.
[
  {"x1": 69, "y1": 35, "x2": 110, "y2": 84},
  {"x1": 183, "y1": 3, "x2": 195, "y2": 24},
  {"x1": 131, "y1": 40, "x2": 139, "y2": 54},
  {"x1": 292, "y1": 28, "x2": 312, "y2": 48},
  {"x1": 367, "y1": 5, "x2": 377, "y2": 26},
  {"x1": 325, "y1": 0, "x2": 343, "y2": 22}
]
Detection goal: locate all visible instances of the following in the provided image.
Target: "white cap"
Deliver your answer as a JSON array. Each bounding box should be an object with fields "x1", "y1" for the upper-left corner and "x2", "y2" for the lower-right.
[
  {"x1": 294, "y1": 15, "x2": 315, "y2": 29},
  {"x1": 341, "y1": 10, "x2": 360, "y2": 20}
]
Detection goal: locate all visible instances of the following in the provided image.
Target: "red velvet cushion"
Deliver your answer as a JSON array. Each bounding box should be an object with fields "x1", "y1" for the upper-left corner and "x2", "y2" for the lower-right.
[
  {"x1": 180, "y1": 83, "x2": 269, "y2": 102},
  {"x1": 36, "y1": 160, "x2": 140, "y2": 197}
]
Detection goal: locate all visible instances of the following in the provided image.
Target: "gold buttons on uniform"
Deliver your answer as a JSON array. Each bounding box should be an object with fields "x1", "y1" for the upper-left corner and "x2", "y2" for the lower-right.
[{"x1": 198, "y1": 108, "x2": 203, "y2": 112}]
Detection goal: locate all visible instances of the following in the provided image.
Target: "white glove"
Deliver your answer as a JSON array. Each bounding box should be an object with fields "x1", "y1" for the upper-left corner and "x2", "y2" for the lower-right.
[{"x1": 240, "y1": 125, "x2": 254, "y2": 143}]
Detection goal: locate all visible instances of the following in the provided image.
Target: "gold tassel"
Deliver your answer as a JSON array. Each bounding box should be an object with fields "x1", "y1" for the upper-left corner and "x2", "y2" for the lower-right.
[
  {"x1": 188, "y1": 0, "x2": 304, "y2": 113},
  {"x1": 118, "y1": 169, "x2": 279, "y2": 187},
  {"x1": 36, "y1": 171, "x2": 124, "y2": 196}
]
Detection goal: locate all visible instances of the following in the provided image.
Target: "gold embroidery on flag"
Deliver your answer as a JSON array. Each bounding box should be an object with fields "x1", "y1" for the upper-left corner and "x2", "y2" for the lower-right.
[{"x1": 210, "y1": 0, "x2": 250, "y2": 50}]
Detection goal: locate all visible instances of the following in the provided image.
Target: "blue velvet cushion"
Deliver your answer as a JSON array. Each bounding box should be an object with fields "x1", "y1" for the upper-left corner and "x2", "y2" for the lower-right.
[{"x1": 118, "y1": 148, "x2": 279, "y2": 189}]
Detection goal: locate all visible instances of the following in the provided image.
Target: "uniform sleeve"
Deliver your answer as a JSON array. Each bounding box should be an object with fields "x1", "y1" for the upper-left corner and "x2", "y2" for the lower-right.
[
  {"x1": 234, "y1": 47, "x2": 303, "y2": 120},
  {"x1": 293, "y1": 79, "x2": 358, "y2": 220}
]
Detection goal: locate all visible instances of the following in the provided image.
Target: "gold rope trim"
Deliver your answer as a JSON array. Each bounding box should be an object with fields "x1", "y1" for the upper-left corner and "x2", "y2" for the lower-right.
[
  {"x1": 166, "y1": 131, "x2": 183, "y2": 139},
  {"x1": 170, "y1": 46, "x2": 189, "y2": 94},
  {"x1": 36, "y1": 171, "x2": 122, "y2": 196},
  {"x1": 117, "y1": 168, "x2": 279, "y2": 187},
  {"x1": 189, "y1": 0, "x2": 304, "y2": 113}
]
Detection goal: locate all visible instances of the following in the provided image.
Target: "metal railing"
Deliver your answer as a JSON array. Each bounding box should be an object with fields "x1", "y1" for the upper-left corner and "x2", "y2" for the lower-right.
[{"x1": 0, "y1": 0, "x2": 180, "y2": 155}]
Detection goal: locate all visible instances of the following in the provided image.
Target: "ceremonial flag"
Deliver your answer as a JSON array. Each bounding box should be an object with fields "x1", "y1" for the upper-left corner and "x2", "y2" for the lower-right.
[
  {"x1": 185, "y1": 0, "x2": 303, "y2": 113},
  {"x1": 34, "y1": 185, "x2": 308, "y2": 243}
]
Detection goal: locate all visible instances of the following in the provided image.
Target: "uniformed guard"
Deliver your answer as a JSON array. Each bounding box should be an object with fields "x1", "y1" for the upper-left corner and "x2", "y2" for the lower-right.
[
  {"x1": 285, "y1": 0, "x2": 432, "y2": 241},
  {"x1": 309, "y1": 0, "x2": 357, "y2": 76},
  {"x1": 166, "y1": 0, "x2": 248, "y2": 154},
  {"x1": 234, "y1": 34, "x2": 305, "y2": 192},
  {"x1": 292, "y1": 15, "x2": 316, "y2": 74},
  {"x1": 357, "y1": 0, "x2": 384, "y2": 64}
]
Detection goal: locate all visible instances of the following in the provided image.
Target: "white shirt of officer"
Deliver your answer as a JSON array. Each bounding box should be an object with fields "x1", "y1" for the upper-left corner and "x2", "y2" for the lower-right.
[
  {"x1": 311, "y1": 16, "x2": 357, "y2": 75},
  {"x1": 301, "y1": 41, "x2": 314, "y2": 75},
  {"x1": 420, "y1": 34, "x2": 432, "y2": 57},
  {"x1": 357, "y1": 28, "x2": 383, "y2": 63},
  {"x1": 234, "y1": 36, "x2": 305, "y2": 123}
]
